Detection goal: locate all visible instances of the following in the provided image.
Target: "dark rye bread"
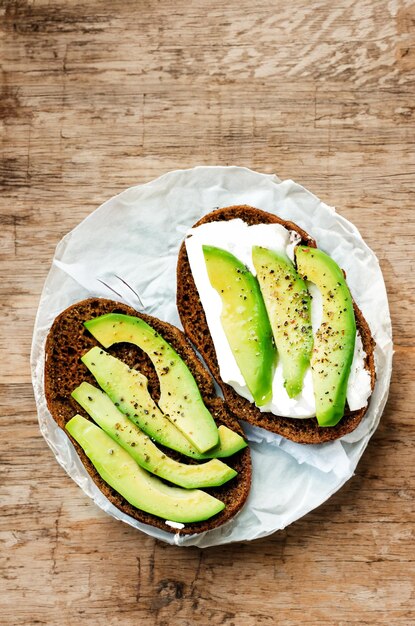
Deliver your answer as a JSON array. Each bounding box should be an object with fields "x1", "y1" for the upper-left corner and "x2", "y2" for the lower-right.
[
  {"x1": 176, "y1": 205, "x2": 376, "y2": 444},
  {"x1": 44, "y1": 298, "x2": 251, "y2": 536}
]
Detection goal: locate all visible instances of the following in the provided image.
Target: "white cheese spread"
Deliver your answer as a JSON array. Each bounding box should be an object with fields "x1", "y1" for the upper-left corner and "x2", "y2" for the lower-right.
[
  {"x1": 185, "y1": 218, "x2": 372, "y2": 419},
  {"x1": 165, "y1": 520, "x2": 185, "y2": 529}
]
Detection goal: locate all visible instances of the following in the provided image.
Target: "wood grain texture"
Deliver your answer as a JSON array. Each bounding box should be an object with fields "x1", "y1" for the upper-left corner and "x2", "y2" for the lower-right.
[{"x1": 1, "y1": 0, "x2": 414, "y2": 624}]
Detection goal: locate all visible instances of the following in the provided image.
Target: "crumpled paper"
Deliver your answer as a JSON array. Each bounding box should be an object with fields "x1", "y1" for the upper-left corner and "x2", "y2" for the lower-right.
[{"x1": 31, "y1": 166, "x2": 393, "y2": 547}]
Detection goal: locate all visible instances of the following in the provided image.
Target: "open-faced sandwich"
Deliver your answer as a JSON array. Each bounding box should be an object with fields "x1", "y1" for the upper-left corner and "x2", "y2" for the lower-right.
[
  {"x1": 177, "y1": 205, "x2": 376, "y2": 444},
  {"x1": 44, "y1": 298, "x2": 251, "y2": 535}
]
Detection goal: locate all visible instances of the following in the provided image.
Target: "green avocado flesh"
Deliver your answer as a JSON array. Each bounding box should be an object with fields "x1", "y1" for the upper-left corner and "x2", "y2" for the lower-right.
[
  {"x1": 71, "y1": 382, "x2": 237, "y2": 489},
  {"x1": 84, "y1": 314, "x2": 218, "y2": 453},
  {"x1": 203, "y1": 425, "x2": 247, "y2": 458},
  {"x1": 66, "y1": 414, "x2": 225, "y2": 523},
  {"x1": 81, "y1": 347, "x2": 195, "y2": 456},
  {"x1": 202, "y1": 245, "x2": 275, "y2": 406},
  {"x1": 295, "y1": 246, "x2": 356, "y2": 427},
  {"x1": 81, "y1": 347, "x2": 245, "y2": 460},
  {"x1": 252, "y1": 246, "x2": 313, "y2": 398}
]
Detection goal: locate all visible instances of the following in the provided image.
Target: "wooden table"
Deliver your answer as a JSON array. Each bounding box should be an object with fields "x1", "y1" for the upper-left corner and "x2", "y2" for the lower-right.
[{"x1": 1, "y1": 1, "x2": 414, "y2": 624}]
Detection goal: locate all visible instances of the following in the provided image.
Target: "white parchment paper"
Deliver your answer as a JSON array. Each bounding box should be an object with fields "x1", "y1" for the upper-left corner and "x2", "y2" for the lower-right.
[{"x1": 31, "y1": 166, "x2": 393, "y2": 547}]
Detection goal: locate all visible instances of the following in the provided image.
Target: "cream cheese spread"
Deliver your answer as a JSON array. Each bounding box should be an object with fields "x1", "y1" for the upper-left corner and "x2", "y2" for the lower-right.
[
  {"x1": 165, "y1": 520, "x2": 185, "y2": 530},
  {"x1": 185, "y1": 218, "x2": 372, "y2": 419}
]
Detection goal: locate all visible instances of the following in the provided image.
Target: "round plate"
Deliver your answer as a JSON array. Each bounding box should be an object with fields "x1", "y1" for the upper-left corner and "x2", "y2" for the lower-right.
[{"x1": 31, "y1": 166, "x2": 392, "y2": 547}]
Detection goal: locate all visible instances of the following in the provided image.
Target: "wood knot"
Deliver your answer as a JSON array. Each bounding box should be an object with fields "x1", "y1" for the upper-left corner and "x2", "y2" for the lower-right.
[
  {"x1": 157, "y1": 578, "x2": 185, "y2": 601},
  {"x1": 150, "y1": 579, "x2": 185, "y2": 611}
]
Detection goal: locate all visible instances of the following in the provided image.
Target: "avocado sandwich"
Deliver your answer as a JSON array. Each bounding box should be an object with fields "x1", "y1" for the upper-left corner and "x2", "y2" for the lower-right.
[
  {"x1": 177, "y1": 205, "x2": 376, "y2": 444},
  {"x1": 44, "y1": 298, "x2": 251, "y2": 535}
]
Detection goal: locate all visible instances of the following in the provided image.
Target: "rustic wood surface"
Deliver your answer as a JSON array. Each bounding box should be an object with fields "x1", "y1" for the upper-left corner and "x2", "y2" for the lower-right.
[{"x1": 1, "y1": 0, "x2": 414, "y2": 624}]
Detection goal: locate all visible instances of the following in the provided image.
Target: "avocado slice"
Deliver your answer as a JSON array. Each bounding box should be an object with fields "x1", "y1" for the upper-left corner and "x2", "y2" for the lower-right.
[
  {"x1": 203, "y1": 425, "x2": 247, "y2": 459},
  {"x1": 66, "y1": 414, "x2": 225, "y2": 523},
  {"x1": 81, "y1": 347, "x2": 246, "y2": 459},
  {"x1": 202, "y1": 245, "x2": 276, "y2": 406},
  {"x1": 82, "y1": 347, "x2": 205, "y2": 457},
  {"x1": 295, "y1": 246, "x2": 356, "y2": 427},
  {"x1": 252, "y1": 246, "x2": 313, "y2": 398},
  {"x1": 84, "y1": 314, "x2": 218, "y2": 453},
  {"x1": 71, "y1": 382, "x2": 237, "y2": 489}
]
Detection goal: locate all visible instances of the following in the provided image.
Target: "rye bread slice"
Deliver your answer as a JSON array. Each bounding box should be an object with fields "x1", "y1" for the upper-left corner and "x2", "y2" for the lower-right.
[
  {"x1": 176, "y1": 205, "x2": 376, "y2": 444},
  {"x1": 44, "y1": 297, "x2": 251, "y2": 536}
]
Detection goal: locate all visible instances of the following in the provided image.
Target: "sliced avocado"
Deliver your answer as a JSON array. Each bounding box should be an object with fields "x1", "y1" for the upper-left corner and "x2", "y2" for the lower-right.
[
  {"x1": 72, "y1": 382, "x2": 237, "y2": 489},
  {"x1": 82, "y1": 346, "x2": 203, "y2": 457},
  {"x1": 84, "y1": 314, "x2": 218, "y2": 453},
  {"x1": 202, "y1": 245, "x2": 276, "y2": 406},
  {"x1": 203, "y1": 425, "x2": 247, "y2": 459},
  {"x1": 66, "y1": 414, "x2": 225, "y2": 523},
  {"x1": 295, "y1": 246, "x2": 356, "y2": 427},
  {"x1": 81, "y1": 347, "x2": 245, "y2": 459},
  {"x1": 252, "y1": 246, "x2": 313, "y2": 398}
]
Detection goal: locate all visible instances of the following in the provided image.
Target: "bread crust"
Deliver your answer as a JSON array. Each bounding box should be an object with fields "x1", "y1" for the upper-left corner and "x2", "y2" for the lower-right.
[
  {"x1": 176, "y1": 205, "x2": 376, "y2": 444},
  {"x1": 44, "y1": 298, "x2": 251, "y2": 535}
]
